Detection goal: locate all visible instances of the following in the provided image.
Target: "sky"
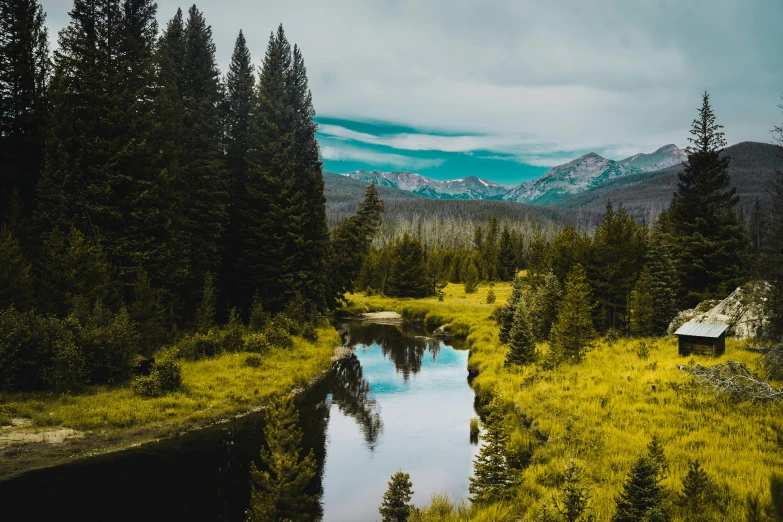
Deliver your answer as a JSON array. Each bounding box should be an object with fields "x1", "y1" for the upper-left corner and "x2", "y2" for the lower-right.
[{"x1": 41, "y1": 0, "x2": 783, "y2": 185}]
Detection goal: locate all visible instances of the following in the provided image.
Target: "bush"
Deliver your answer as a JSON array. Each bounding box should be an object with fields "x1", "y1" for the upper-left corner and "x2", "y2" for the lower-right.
[
  {"x1": 264, "y1": 322, "x2": 294, "y2": 349},
  {"x1": 132, "y1": 348, "x2": 181, "y2": 397},
  {"x1": 131, "y1": 374, "x2": 161, "y2": 397},
  {"x1": 245, "y1": 333, "x2": 271, "y2": 353},
  {"x1": 177, "y1": 324, "x2": 246, "y2": 360},
  {"x1": 302, "y1": 322, "x2": 318, "y2": 343},
  {"x1": 245, "y1": 353, "x2": 263, "y2": 368},
  {"x1": 177, "y1": 330, "x2": 221, "y2": 360}
]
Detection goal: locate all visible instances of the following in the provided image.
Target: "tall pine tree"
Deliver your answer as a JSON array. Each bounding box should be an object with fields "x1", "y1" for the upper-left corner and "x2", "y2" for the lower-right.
[
  {"x1": 222, "y1": 29, "x2": 255, "y2": 307},
  {"x1": 550, "y1": 264, "x2": 596, "y2": 364},
  {"x1": 328, "y1": 182, "x2": 385, "y2": 304},
  {"x1": 178, "y1": 5, "x2": 227, "y2": 305},
  {"x1": 668, "y1": 92, "x2": 748, "y2": 305},
  {"x1": 0, "y1": 0, "x2": 49, "y2": 225},
  {"x1": 768, "y1": 100, "x2": 783, "y2": 340}
]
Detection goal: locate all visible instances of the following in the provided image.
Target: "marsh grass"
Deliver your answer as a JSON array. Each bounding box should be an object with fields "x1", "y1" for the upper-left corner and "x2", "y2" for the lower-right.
[
  {"x1": 345, "y1": 283, "x2": 783, "y2": 521},
  {"x1": 0, "y1": 325, "x2": 339, "y2": 433}
]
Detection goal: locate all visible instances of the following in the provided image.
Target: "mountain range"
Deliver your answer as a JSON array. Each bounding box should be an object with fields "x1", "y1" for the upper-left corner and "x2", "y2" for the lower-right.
[{"x1": 341, "y1": 144, "x2": 687, "y2": 205}]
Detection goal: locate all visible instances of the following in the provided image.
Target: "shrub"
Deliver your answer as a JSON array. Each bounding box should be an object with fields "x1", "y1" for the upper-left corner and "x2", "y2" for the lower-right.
[
  {"x1": 132, "y1": 348, "x2": 181, "y2": 397},
  {"x1": 131, "y1": 374, "x2": 161, "y2": 397},
  {"x1": 302, "y1": 322, "x2": 318, "y2": 343},
  {"x1": 265, "y1": 322, "x2": 294, "y2": 349},
  {"x1": 245, "y1": 353, "x2": 263, "y2": 368},
  {"x1": 486, "y1": 287, "x2": 496, "y2": 304},
  {"x1": 177, "y1": 330, "x2": 221, "y2": 360},
  {"x1": 245, "y1": 333, "x2": 271, "y2": 353},
  {"x1": 177, "y1": 323, "x2": 246, "y2": 360}
]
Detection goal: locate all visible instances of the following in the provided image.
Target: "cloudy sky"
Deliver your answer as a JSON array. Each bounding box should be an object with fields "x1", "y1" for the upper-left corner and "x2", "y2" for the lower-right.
[{"x1": 42, "y1": 0, "x2": 783, "y2": 185}]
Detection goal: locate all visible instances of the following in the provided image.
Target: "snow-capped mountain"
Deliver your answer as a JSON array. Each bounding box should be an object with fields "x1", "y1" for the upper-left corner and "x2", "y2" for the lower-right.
[
  {"x1": 342, "y1": 171, "x2": 511, "y2": 200},
  {"x1": 340, "y1": 144, "x2": 686, "y2": 205},
  {"x1": 503, "y1": 145, "x2": 686, "y2": 204}
]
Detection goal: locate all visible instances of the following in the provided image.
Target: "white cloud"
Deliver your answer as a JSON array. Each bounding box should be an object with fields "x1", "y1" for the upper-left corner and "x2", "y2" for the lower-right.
[
  {"x1": 320, "y1": 145, "x2": 445, "y2": 170},
  {"x1": 40, "y1": 0, "x2": 783, "y2": 158}
]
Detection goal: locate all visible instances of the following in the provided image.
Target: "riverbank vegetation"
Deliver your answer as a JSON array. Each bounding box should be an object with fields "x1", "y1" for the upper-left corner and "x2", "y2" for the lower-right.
[{"x1": 348, "y1": 284, "x2": 783, "y2": 521}]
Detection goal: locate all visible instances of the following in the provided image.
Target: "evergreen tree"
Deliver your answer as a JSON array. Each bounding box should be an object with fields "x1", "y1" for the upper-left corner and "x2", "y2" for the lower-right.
[
  {"x1": 0, "y1": 227, "x2": 34, "y2": 310},
  {"x1": 195, "y1": 271, "x2": 216, "y2": 334},
  {"x1": 287, "y1": 42, "x2": 330, "y2": 308},
  {"x1": 0, "y1": 0, "x2": 49, "y2": 224},
  {"x1": 464, "y1": 262, "x2": 480, "y2": 294},
  {"x1": 646, "y1": 434, "x2": 668, "y2": 480},
  {"x1": 498, "y1": 225, "x2": 516, "y2": 281},
  {"x1": 469, "y1": 405, "x2": 516, "y2": 503},
  {"x1": 527, "y1": 227, "x2": 550, "y2": 286},
  {"x1": 612, "y1": 454, "x2": 670, "y2": 522},
  {"x1": 747, "y1": 198, "x2": 768, "y2": 277},
  {"x1": 629, "y1": 266, "x2": 656, "y2": 337},
  {"x1": 550, "y1": 264, "x2": 596, "y2": 364},
  {"x1": 328, "y1": 182, "x2": 385, "y2": 304},
  {"x1": 379, "y1": 470, "x2": 414, "y2": 522},
  {"x1": 505, "y1": 299, "x2": 536, "y2": 366},
  {"x1": 486, "y1": 285, "x2": 497, "y2": 304},
  {"x1": 178, "y1": 5, "x2": 227, "y2": 303},
  {"x1": 549, "y1": 226, "x2": 590, "y2": 284},
  {"x1": 221, "y1": 29, "x2": 255, "y2": 307},
  {"x1": 386, "y1": 232, "x2": 432, "y2": 298},
  {"x1": 768, "y1": 101, "x2": 783, "y2": 340},
  {"x1": 244, "y1": 25, "x2": 329, "y2": 312},
  {"x1": 248, "y1": 395, "x2": 317, "y2": 522},
  {"x1": 499, "y1": 274, "x2": 525, "y2": 344},
  {"x1": 590, "y1": 202, "x2": 645, "y2": 332},
  {"x1": 677, "y1": 460, "x2": 719, "y2": 521},
  {"x1": 645, "y1": 222, "x2": 680, "y2": 334},
  {"x1": 668, "y1": 92, "x2": 748, "y2": 305},
  {"x1": 554, "y1": 461, "x2": 595, "y2": 522},
  {"x1": 532, "y1": 271, "x2": 561, "y2": 341},
  {"x1": 129, "y1": 268, "x2": 167, "y2": 354},
  {"x1": 38, "y1": 0, "x2": 170, "y2": 292},
  {"x1": 36, "y1": 227, "x2": 113, "y2": 317}
]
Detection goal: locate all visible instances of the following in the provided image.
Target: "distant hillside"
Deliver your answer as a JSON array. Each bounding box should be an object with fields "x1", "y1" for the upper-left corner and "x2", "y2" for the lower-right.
[
  {"x1": 554, "y1": 142, "x2": 782, "y2": 226},
  {"x1": 324, "y1": 171, "x2": 568, "y2": 248}
]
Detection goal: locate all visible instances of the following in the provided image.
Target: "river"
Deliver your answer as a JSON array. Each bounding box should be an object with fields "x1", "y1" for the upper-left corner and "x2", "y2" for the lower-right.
[{"x1": 0, "y1": 321, "x2": 479, "y2": 521}]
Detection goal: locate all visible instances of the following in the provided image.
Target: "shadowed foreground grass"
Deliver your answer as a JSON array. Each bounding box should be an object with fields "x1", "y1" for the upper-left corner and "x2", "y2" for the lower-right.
[
  {"x1": 344, "y1": 283, "x2": 783, "y2": 521},
  {"x1": 1, "y1": 324, "x2": 339, "y2": 435}
]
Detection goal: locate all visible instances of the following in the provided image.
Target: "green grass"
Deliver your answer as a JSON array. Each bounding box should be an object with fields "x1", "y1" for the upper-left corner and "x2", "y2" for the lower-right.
[
  {"x1": 345, "y1": 283, "x2": 783, "y2": 521},
  {"x1": 0, "y1": 324, "x2": 339, "y2": 433}
]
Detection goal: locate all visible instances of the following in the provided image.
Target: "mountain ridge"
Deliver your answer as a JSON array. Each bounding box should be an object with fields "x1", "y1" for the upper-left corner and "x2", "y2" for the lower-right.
[{"x1": 339, "y1": 144, "x2": 687, "y2": 204}]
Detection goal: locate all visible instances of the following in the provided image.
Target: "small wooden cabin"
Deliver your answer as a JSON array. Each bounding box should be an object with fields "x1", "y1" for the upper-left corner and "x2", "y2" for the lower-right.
[{"x1": 674, "y1": 322, "x2": 728, "y2": 357}]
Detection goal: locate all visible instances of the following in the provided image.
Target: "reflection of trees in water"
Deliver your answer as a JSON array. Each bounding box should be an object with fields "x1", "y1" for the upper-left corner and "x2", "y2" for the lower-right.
[
  {"x1": 338, "y1": 321, "x2": 443, "y2": 379},
  {"x1": 328, "y1": 354, "x2": 383, "y2": 450}
]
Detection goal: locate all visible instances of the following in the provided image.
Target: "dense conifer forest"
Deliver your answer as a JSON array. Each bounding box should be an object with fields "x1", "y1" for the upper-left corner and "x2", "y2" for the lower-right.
[
  {"x1": 2, "y1": 1, "x2": 783, "y2": 520},
  {"x1": 0, "y1": 0, "x2": 383, "y2": 393}
]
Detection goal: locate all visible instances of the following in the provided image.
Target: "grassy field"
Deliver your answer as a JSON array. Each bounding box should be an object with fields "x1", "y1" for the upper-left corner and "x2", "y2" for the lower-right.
[
  {"x1": 0, "y1": 324, "x2": 340, "y2": 478},
  {"x1": 344, "y1": 282, "x2": 783, "y2": 521}
]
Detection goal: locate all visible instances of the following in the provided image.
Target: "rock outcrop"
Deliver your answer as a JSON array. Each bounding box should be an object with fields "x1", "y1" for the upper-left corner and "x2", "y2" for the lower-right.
[{"x1": 668, "y1": 281, "x2": 770, "y2": 339}]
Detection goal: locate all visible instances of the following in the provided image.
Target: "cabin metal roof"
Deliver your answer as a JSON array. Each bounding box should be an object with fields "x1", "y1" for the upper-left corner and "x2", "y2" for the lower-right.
[{"x1": 674, "y1": 322, "x2": 729, "y2": 338}]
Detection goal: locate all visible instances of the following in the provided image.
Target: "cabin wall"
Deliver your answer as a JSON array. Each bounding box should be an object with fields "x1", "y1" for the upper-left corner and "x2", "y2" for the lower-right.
[{"x1": 678, "y1": 334, "x2": 725, "y2": 357}]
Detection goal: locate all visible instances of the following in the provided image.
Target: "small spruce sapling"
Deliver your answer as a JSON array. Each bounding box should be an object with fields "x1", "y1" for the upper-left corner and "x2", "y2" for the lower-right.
[{"x1": 379, "y1": 470, "x2": 414, "y2": 522}]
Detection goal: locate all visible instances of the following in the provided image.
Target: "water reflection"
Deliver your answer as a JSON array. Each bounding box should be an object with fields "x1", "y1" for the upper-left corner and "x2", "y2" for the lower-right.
[
  {"x1": 338, "y1": 322, "x2": 443, "y2": 380},
  {"x1": 0, "y1": 321, "x2": 475, "y2": 522},
  {"x1": 327, "y1": 354, "x2": 383, "y2": 450}
]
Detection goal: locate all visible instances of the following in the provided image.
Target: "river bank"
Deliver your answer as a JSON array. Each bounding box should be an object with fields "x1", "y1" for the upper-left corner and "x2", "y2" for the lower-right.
[
  {"x1": 341, "y1": 283, "x2": 783, "y2": 521},
  {"x1": 0, "y1": 325, "x2": 342, "y2": 480}
]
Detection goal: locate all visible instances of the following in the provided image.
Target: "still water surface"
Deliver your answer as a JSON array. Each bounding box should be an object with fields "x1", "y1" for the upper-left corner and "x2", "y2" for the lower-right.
[{"x1": 0, "y1": 321, "x2": 478, "y2": 521}]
